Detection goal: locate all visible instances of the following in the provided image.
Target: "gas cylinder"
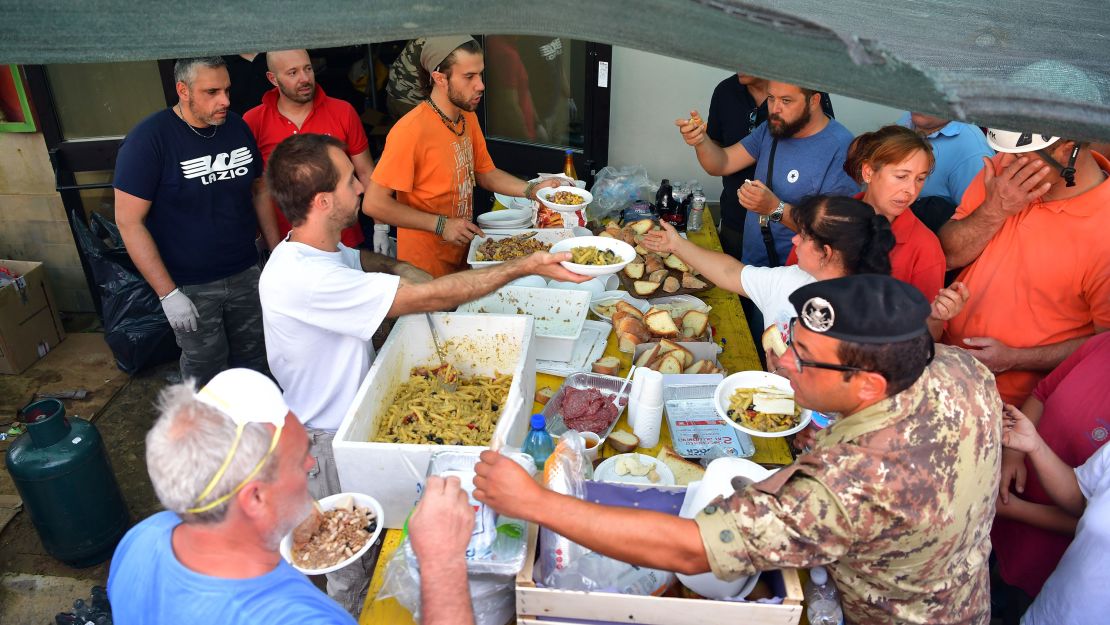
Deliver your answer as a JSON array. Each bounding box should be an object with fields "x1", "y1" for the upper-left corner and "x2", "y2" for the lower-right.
[{"x1": 5, "y1": 399, "x2": 129, "y2": 567}]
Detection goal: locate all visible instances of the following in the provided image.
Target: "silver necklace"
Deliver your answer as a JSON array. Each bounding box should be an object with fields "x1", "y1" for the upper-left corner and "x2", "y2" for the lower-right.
[{"x1": 175, "y1": 104, "x2": 218, "y2": 139}]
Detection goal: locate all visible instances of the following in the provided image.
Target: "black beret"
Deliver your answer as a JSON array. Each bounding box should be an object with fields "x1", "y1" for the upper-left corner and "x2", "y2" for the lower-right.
[{"x1": 788, "y1": 275, "x2": 930, "y2": 344}]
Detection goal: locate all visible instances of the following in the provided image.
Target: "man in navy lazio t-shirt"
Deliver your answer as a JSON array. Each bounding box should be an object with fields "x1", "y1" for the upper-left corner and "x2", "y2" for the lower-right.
[
  {"x1": 677, "y1": 80, "x2": 858, "y2": 267},
  {"x1": 114, "y1": 56, "x2": 268, "y2": 384}
]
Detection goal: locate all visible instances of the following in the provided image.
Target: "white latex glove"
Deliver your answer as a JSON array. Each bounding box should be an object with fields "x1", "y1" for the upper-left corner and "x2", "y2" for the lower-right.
[
  {"x1": 161, "y1": 288, "x2": 199, "y2": 333},
  {"x1": 372, "y1": 224, "x2": 394, "y2": 256}
]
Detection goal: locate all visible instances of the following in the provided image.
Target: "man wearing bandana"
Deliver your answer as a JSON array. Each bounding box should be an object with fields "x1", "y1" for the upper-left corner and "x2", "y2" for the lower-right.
[
  {"x1": 474, "y1": 274, "x2": 1001, "y2": 624},
  {"x1": 364, "y1": 36, "x2": 562, "y2": 277}
]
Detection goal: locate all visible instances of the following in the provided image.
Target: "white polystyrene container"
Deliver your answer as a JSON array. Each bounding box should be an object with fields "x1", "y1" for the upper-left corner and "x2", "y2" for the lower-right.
[
  {"x1": 457, "y1": 286, "x2": 591, "y2": 362},
  {"x1": 466, "y1": 228, "x2": 577, "y2": 268},
  {"x1": 333, "y1": 313, "x2": 535, "y2": 528}
]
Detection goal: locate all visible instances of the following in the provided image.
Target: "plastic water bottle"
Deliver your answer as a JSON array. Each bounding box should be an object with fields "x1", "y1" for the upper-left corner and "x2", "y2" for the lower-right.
[
  {"x1": 805, "y1": 566, "x2": 844, "y2": 625},
  {"x1": 522, "y1": 414, "x2": 555, "y2": 470}
]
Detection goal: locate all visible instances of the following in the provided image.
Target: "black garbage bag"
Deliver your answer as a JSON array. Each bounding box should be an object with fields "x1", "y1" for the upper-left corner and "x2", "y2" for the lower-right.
[{"x1": 69, "y1": 212, "x2": 179, "y2": 374}]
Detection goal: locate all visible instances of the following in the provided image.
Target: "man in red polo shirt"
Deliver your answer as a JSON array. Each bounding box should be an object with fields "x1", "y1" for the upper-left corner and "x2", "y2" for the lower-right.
[{"x1": 245, "y1": 49, "x2": 377, "y2": 251}]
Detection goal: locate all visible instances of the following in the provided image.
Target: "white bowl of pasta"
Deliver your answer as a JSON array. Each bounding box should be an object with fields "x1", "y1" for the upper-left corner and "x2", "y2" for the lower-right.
[{"x1": 714, "y1": 371, "x2": 811, "y2": 438}]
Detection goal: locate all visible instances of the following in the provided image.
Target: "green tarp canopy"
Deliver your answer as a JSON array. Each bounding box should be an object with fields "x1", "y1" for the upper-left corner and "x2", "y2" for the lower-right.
[{"x1": 2, "y1": 0, "x2": 1108, "y2": 141}]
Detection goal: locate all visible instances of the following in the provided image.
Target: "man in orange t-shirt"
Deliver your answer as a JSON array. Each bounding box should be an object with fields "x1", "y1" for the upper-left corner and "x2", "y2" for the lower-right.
[
  {"x1": 365, "y1": 36, "x2": 561, "y2": 277},
  {"x1": 938, "y1": 128, "x2": 1110, "y2": 406}
]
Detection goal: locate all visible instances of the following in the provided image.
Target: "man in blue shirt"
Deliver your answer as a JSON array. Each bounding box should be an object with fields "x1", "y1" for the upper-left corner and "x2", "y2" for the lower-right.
[
  {"x1": 114, "y1": 57, "x2": 270, "y2": 385},
  {"x1": 678, "y1": 81, "x2": 858, "y2": 267},
  {"x1": 897, "y1": 112, "x2": 993, "y2": 232},
  {"x1": 108, "y1": 368, "x2": 477, "y2": 625}
]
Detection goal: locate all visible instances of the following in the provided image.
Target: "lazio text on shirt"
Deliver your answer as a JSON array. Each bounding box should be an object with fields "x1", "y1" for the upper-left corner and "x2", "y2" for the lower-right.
[{"x1": 180, "y1": 146, "x2": 255, "y2": 185}]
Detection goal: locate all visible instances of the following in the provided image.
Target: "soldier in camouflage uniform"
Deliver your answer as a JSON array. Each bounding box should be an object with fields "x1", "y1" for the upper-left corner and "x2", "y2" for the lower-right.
[
  {"x1": 386, "y1": 38, "x2": 426, "y2": 120},
  {"x1": 474, "y1": 274, "x2": 1001, "y2": 625}
]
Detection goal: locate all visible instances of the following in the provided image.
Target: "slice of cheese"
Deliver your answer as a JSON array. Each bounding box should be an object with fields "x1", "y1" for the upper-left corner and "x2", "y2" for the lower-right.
[{"x1": 753, "y1": 392, "x2": 795, "y2": 415}]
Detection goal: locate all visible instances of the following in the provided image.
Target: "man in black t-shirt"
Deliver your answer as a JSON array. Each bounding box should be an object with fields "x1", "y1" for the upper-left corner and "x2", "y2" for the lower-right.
[
  {"x1": 114, "y1": 57, "x2": 269, "y2": 385},
  {"x1": 706, "y1": 73, "x2": 768, "y2": 260},
  {"x1": 223, "y1": 53, "x2": 271, "y2": 116}
]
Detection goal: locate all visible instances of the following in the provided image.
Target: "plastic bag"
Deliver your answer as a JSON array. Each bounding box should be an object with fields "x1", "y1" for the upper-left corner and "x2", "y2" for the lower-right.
[
  {"x1": 538, "y1": 431, "x2": 675, "y2": 594},
  {"x1": 69, "y1": 212, "x2": 179, "y2": 374},
  {"x1": 378, "y1": 542, "x2": 517, "y2": 625},
  {"x1": 377, "y1": 448, "x2": 535, "y2": 625},
  {"x1": 588, "y1": 165, "x2": 652, "y2": 222}
]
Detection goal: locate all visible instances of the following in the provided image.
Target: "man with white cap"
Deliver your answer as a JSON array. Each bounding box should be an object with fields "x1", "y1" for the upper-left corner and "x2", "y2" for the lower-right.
[
  {"x1": 363, "y1": 35, "x2": 564, "y2": 277},
  {"x1": 259, "y1": 132, "x2": 586, "y2": 613},
  {"x1": 937, "y1": 61, "x2": 1110, "y2": 408},
  {"x1": 107, "y1": 368, "x2": 478, "y2": 625}
]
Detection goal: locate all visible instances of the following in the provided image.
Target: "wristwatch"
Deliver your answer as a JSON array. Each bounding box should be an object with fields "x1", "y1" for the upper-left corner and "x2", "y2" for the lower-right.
[{"x1": 768, "y1": 201, "x2": 786, "y2": 223}]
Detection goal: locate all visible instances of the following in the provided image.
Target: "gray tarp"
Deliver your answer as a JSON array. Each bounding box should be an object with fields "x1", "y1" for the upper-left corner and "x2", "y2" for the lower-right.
[{"x1": 1, "y1": 0, "x2": 1108, "y2": 141}]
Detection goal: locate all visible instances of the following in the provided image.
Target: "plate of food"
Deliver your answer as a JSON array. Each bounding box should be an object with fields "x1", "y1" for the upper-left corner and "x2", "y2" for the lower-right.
[
  {"x1": 714, "y1": 371, "x2": 811, "y2": 437},
  {"x1": 536, "y1": 186, "x2": 593, "y2": 214},
  {"x1": 594, "y1": 453, "x2": 676, "y2": 486},
  {"x1": 549, "y1": 236, "x2": 636, "y2": 277},
  {"x1": 280, "y1": 492, "x2": 384, "y2": 575}
]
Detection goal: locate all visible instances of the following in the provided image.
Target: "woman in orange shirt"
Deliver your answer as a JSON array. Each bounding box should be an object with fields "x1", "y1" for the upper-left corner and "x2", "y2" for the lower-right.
[{"x1": 845, "y1": 125, "x2": 968, "y2": 339}]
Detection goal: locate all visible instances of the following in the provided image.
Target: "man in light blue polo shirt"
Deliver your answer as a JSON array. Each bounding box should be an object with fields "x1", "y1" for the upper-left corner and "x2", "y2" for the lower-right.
[{"x1": 898, "y1": 112, "x2": 993, "y2": 231}]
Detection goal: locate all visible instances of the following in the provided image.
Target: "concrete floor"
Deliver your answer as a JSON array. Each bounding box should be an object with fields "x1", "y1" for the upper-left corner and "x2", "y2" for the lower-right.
[{"x1": 0, "y1": 325, "x2": 173, "y2": 625}]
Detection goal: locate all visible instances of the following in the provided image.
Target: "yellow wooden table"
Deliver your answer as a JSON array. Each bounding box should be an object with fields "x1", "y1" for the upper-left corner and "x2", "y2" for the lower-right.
[{"x1": 359, "y1": 218, "x2": 793, "y2": 624}]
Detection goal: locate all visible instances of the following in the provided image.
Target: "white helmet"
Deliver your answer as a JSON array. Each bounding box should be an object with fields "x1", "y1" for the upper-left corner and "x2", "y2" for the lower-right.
[{"x1": 985, "y1": 128, "x2": 1060, "y2": 153}]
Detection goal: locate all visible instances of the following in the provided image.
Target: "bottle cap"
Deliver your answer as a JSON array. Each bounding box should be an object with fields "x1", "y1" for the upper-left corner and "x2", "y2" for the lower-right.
[
  {"x1": 565, "y1": 148, "x2": 573, "y2": 155},
  {"x1": 530, "y1": 414, "x2": 547, "y2": 429},
  {"x1": 810, "y1": 566, "x2": 828, "y2": 585}
]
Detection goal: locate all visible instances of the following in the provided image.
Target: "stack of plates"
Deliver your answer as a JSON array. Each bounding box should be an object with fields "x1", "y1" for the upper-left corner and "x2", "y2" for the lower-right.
[{"x1": 478, "y1": 207, "x2": 532, "y2": 229}]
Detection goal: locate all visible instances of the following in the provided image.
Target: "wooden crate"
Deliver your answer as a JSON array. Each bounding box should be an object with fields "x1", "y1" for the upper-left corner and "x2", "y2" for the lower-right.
[{"x1": 515, "y1": 522, "x2": 803, "y2": 625}]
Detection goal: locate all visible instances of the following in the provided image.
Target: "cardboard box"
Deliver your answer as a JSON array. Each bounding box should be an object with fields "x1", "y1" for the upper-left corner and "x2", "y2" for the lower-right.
[
  {"x1": 0, "y1": 260, "x2": 65, "y2": 374},
  {"x1": 333, "y1": 313, "x2": 536, "y2": 528},
  {"x1": 515, "y1": 482, "x2": 803, "y2": 625}
]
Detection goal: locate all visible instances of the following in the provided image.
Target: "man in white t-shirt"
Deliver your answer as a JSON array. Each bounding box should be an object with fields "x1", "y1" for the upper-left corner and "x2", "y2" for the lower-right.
[
  {"x1": 1001, "y1": 404, "x2": 1110, "y2": 625},
  {"x1": 258, "y1": 133, "x2": 586, "y2": 614}
]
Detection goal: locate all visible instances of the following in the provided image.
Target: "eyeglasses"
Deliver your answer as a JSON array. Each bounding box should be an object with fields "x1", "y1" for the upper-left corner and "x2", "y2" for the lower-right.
[
  {"x1": 186, "y1": 386, "x2": 284, "y2": 514},
  {"x1": 786, "y1": 318, "x2": 873, "y2": 374}
]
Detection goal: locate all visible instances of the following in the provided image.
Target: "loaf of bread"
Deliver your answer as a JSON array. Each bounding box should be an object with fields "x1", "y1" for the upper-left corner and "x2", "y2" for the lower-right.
[{"x1": 656, "y1": 446, "x2": 706, "y2": 486}]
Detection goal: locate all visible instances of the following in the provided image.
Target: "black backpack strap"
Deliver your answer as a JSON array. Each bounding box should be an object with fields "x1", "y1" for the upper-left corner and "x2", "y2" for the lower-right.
[{"x1": 760, "y1": 138, "x2": 781, "y2": 266}]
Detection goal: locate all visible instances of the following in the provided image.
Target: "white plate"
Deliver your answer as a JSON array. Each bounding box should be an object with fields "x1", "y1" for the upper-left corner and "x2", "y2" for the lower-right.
[
  {"x1": 478, "y1": 207, "x2": 533, "y2": 225},
  {"x1": 647, "y1": 294, "x2": 711, "y2": 317},
  {"x1": 549, "y1": 236, "x2": 636, "y2": 277},
  {"x1": 714, "y1": 371, "x2": 812, "y2": 438},
  {"x1": 492, "y1": 193, "x2": 534, "y2": 212},
  {"x1": 536, "y1": 186, "x2": 594, "y2": 214},
  {"x1": 594, "y1": 453, "x2": 676, "y2": 486},
  {"x1": 536, "y1": 320, "x2": 611, "y2": 377},
  {"x1": 279, "y1": 492, "x2": 384, "y2": 575},
  {"x1": 590, "y1": 291, "x2": 651, "y2": 320}
]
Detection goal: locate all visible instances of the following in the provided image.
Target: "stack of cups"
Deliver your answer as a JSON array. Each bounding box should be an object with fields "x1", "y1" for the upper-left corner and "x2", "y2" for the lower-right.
[{"x1": 629, "y1": 368, "x2": 665, "y2": 448}]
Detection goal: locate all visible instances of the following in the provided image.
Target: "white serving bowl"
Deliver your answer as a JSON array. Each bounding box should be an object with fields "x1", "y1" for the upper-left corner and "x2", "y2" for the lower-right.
[
  {"x1": 713, "y1": 371, "x2": 812, "y2": 438},
  {"x1": 279, "y1": 492, "x2": 384, "y2": 575},
  {"x1": 536, "y1": 186, "x2": 593, "y2": 214},
  {"x1": 549, "y1": 236, "x2": 635, "y2": 278}
]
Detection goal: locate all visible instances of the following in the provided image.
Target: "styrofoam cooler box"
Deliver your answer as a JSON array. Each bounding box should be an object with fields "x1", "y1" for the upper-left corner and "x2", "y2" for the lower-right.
[
  {"x1": 333, "y1": 313, "x2": 536, "y2": 528},
  {"x1": 457, "y1": 286, "x2": 590, "y2": 362}
]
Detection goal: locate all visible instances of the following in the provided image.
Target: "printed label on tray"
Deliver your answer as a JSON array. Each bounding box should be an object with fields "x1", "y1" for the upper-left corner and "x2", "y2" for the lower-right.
[{"x1": 668, "y1": 416, "x2": 747, "y2": 457}]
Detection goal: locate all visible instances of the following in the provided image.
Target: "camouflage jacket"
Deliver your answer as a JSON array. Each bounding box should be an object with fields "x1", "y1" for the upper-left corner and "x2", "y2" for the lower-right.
[
  {"x1": 696, "y1": 344, "x2": 1000, "y2": 624},
  {"x1": 387, "y1": 38, "x2": 425, "y2": 109}
]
